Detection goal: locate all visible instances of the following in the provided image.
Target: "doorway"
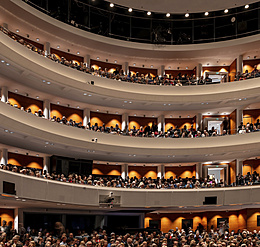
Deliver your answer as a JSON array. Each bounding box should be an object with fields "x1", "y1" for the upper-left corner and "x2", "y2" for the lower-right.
[{"x1": 208, "y1": 168, "x2": 225, "y2": 183}]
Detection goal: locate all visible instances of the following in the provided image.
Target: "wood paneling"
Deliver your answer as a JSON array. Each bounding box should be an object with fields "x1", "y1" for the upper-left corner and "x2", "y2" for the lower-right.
[
  {"x1": 129, "y1": 116, "x2": 157, "y2": 130},
  {"x1": 165, "y1": 70, "x2": 194, "y2": 77},
  {"x1": 203, "y1": 66, "x2": 230, "y2": 73},
  {"x1": 8, "y1": 152, "x2": 43, "y2": 169},
  {"x1": 229, "y1": 59, "x2": 237, "y2": 82},
  {"x1": 129, "y1": 66, "x2": 158, "y2": 77},
  {"x1": 243, "y1": 159, "x2": 260, "y2": 175},
  {"x1": 229, "y1": 110, "x2": 236, "y2": 134},
  {"x1": 247, "y1": 209, "x2": 260, "y2": 231},
  {"x1": 0, "y1": 209, "x2": 14, "y2": 228},
  {"x1": 90, "y1": 112, "x2": 122, "y2": 128},
  {"x1": 50, "y1": 104, "x2": 83, "y2": 123},
  {"x1": 165, "y1": 117, "x2": 195, "y2": 131},
  {"x1": 128, "y1": 166, "x2": 157, "y2": 179},
  {"x1": 165, "y1": 166, "x2": 196, "y2": 179},
  {"x1": 8, "y1": 92, "x2": 43, "y2": 114},
  {"x1": 50, "y1": 48, "x2": 84, "y2": 63},
  {"x1": 243, "y1": 59, "x2": 260, "y2": 73},
  {"x1": 243, "y1": 109, "x2": 260, "y2": 125},
  {"x1": 92, "y1": 164, "x2": 121, "y2": 176},
  {"x1": 90, "y1": 59, "x2": 122, "y2": 71},
  {"x1": 229, "y1": 160, "x2": 236, "y2": 184}
]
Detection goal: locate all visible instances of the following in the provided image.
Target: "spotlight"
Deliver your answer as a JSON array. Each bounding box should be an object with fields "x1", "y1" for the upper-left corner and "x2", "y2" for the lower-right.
[
  {"x1": 185, "y1": 13, "x2": 189, "y2": 17},
  {"x1": 110, "y1": 3, "x2": 114, "y2": 7},
  {"x1": 224, "y1": 9, "x2": 228, "y2": 13},
  {"x1": 147, "y1": 11, "x2": 151, "y2": 16},
  {"x1": 245, "y1": 4, "x2": 249, "y2": 9},
  {"x1": 128, "y1": 8, "x2": 133, "y2": 12},
  {"x1": 166, "y1": 13, "x2": 170, "y2": 17},
  {"x1": 204, "y1": 12, "x2": 209, "y2": 16}
]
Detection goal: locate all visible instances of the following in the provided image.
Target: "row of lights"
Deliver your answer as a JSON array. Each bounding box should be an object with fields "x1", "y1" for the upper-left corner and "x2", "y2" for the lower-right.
[
  {"x1": 1, "y1": 60, "x2": 10, "y2": 66},
  {"x1": 109, "y1": 3, "x2": 250, "y2": 17}
]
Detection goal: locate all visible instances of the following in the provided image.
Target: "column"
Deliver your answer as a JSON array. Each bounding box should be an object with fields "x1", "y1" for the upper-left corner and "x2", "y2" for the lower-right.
[
  {"x1": 157, "y1": 115, "x2": 165, "y2": 132},
  {"x1": 236, "y1": 108, "x2": 243, "y2": 131},
  {"x1": 44, "y1": 42, "x2": 51, "y2": 56},
  {"x1": 139, "y1": 213, "x2": 145, "y2": 228},
  {"x1": 196, "y1": 113, "x2": 202, "y2": 130},
  {"x1": 196, "y1": 63, "x2": 202, "y2": 79},
  {"x1": 157, "y1": 165, "x2": 165, "y2": 178},
  {"x1": 1, "y1": 86, "x2": 8, "y2": 103},
  {"x1": 236, "y1": 159, "x2": 243, "y2": 176},
  {"x1": 43, "y1": 100, "x2": 50, "y2": 119},
  {"x1": 124, "y1": 62, "x2": 129, "y2": 75},
  {"x1": 122, "y1": 113, "x2": 129, "y2": 132},
  {"x1": 43, "y1": 156, "x2": 51, "y2": 174},
  {"x1": 196, "y1": 163, "x2": 202, "y2": 179},
  {"x1": 159, "y1": 65, "x2": 165, "y2": 77},
  {"x1": 236, "y1": 55, "x2": 243, "y2": 74},
  {"x1": 121, "y1": 164, "x2": 128, "y2": 179},
  {"x1": 83, "y1": 108, "x2": 90, "y2": 127},
  {"x1": 84, "y1": 54, "x2": 91, "y2": 68},
  {"x1": 0, "y1": 148, "x2": 8, "y2": 165},
  {"x1": 14, "y1": 208, "x2": 19, "y2": 233}
]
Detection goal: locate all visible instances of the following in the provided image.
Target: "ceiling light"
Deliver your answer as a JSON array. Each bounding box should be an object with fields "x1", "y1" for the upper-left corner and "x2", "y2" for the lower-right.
[
  {"x1": 124, "y1": 100, "x2": 128, "y2": 103},
  {"x1": 247, "y1": 56, "x2": 250, "y2": 59},
  {"x1": 46, "y1": 81, "x2": 51, "y2": 85},
  {"x1": 152, "y1": 115, "x2": 154, "y2": 117},
  {"x1": 245, "y1": 4, "x2": 249, "y2": 9},
  {"x1": 133, "y1": 63, "x2": 136, "y2": 66},
  {"x1": 77, "y1": 106, "x2": 80, "y2": 108},
  {"x1": 97, "y1": 109, "x2": 99, "y2": 112},
  {"x1": 6, "y1": 63, "x2": 9, "y2": 66},
  {"x1": 83, "y1": 92, "x2": 87, "y2": 95},
  {"x1": 186, "y1": 66, "x2": 188, "y2": 69},
  {"x1": 116, "y1": 112, "x2": 118, "y2": 114},
  {"x1": 128, "y1": 8, "x2": 133, "y2": 12},
  {"x1": 147, "y1": 11, "x2": 151, "y2": 16},
  {"x1": 110, "y1": 3, "x2": 114, "y2": 7},
  {"x1": 88, "y1": 94, "x2": 92, "y2": 96},
  {"x1": 170, "y1": 115, "x2": 172, "y2": 118},
  {"x1": 204, "y1": 12, "x2": 209, "y2": 16},
  {"x1": 224, "y1": 9, "x2": 228, "y2": 13},
  {"x1": 166, "y1": 13, "x2": 170, "y2": 17},
  {"x1": 16, "y1": 29, "x2": 19, "y2": 33},
  {"x1": 114, "y1": 60, "x2": 117, "y2": 63},
  {"x1": 188, "y1": 115, "x2": 190, "y2": 118},
  {"x1": 42, "y1": 80, "x2": 46, "y2": 82},
  {"x1": 185, "y1": 13, "x2": 189, "y2": 17},
  {"x1": 168, "y1": 66, "x2": 171, "y2": 69},
  {"x1": 97, "y1": 57, "x2": 100, "y2": 60},
  {"x1": 14, "y1": 89, "x2": 18, "y2": 93},
  {"x1": 1, "y1": 60, "x2": 5, "y2": 63},
  {"x1": 129, "y1": 101, "x2": 132, "y2": 104},
  {"x1": 151, "y1": 65, "x2": 153, "y2": 68},
  {"x1": 77, "y1": 51, "x2": 80, "y2": 55},
  {"x1": 163, "y1": 103, "x2": 166, "y2": 106},
  {"x1": 57, "y1": 45, "x2": 60, "y2": 48},
  {"x1": 134, "y1": 114, "x2": 137, "y2": 116},
  {"x1": 36, "y1": 38, "x2": 39, "y2": 41},
  {"x1": 36, "y1": 96, "x2": 39, "y2": 99},
  {"x1": 4, "y1": 129, "x2": 8, "y2": 133}
]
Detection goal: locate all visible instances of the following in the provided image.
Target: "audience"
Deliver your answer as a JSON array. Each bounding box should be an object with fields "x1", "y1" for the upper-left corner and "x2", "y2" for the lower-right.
[
  {"x1": 2, "y1": 25, "x2": 259, "y2": 86},
  {"x1": 2, "y1": 163, "x2": 260, "y2": 189}
]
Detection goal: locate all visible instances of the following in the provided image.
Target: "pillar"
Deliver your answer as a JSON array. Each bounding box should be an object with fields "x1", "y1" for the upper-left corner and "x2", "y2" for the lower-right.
[
  {"x1": 196, "y1": 113, "x2": 202, "y2": 131},
  {"x1": 196, "y1": 163, "x2": 202, "y2": 179},
  {"x1": 159, "y1": 65, "x2": 165, "y2": 77},
  {"x1": 139, "y1": 213, "x2": 145, "y2": 228},
  {"x1": 124, "y1": 62, "x2": 129, "y2": 75},
  {"x1": 236, "y1": 55, "x2": 243, "y2": 74},
  {"x1": 44, "y1": 42, "x2": 50, "y2": 56},
  {"x1": 121, "y1": 164, "x2": 128, "y2": 180},
  {"x1": 43, "y1": 100, "x2": 50, "y2": 119},
  {"x1": 236, "y1": 159, "x2": 243, "y2": 176},
  {"x1": 14, "y1": 208, "x2": 19, "y2": 233},
  {"x1": 157, "y1": 115, "x2": 165, "y2": 132},
  {"x1": 196, "y1": 63, "x2": 202, "y2": 79},
  {"x1": 236, "y1": 108, "x2": 243, "y2": 131},
  {"x1": 84, "y1": 54, "x2": 91, "y2": 68},
  {"x1": 0, "y1": 148, "x2": 8, "y2": 165},
  {"x1": 1, "y1": 86, "x2": 8, "y2": 103},
  {"x1": 157, "y1": 165, "x2": 165, "y2": 178},
  {"x1": 83, "y1": 108, "x2": 90, "y2": 127},
  {"x1": 122, "y1": 113, "x2": 129, "y2": 132},
  {"x1": 43, "y1": 156, "x2": 51, "y2": 174}
]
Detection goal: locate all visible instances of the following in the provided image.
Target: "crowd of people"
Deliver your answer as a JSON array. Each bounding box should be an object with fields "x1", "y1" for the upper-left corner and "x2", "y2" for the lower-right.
[
  {"x1": 1, "y1": 25, "x2": 259, "y2": 87},
  {"x1": 1, "y1": 163, "x2": 260, "y2": 189},
  {"x1": 1, "y1": 220, "x2": 260, "y2": 247},
  {"x1": 6, "y1": 101, "x2": 260, "y2": 138}
]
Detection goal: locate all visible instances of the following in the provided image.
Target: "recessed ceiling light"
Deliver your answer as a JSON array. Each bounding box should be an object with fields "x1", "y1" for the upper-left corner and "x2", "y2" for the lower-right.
[
  {"x1": 57, "y1": 45, "x2": 60, "y2": 48},
  {"x1": 204, "y1": 12, "x2": 209, "y2": 16},
  {"x1": 128, "y1": 8, "x2": 133, "y2": 12},
  {"x1": 168, "y1": 104, "x2": 171, "y2": 106},
  {"x1": 188, "y1": 115, "x2": 190, "y2": 118},
  {"x1": 36, "y1": 96, "x2": 39, "y2": 99},
  {"x1": 97, "y1": 57, "x2": 100, "y2": 60},
  {"x1": 46, "y1": 81, "x2": 51, "y2": 85},
  {"x1": 1, "y1": 60, "x2": 5, "y2": 63},
  {"x1": 185, "y1": 13, "x2": 189, "y2": 17},
  {"x1": 77, "y1": 51, "x2": 80, "y2": 55},
  {"x1": 116, "y1": 112, "x2": 118, "y2": 114},
  {"x1": 6, "y1": 63, "x2": 9, "y2": 66},
  {"x1": 170, "y1": 115, "x2": 172, "y2": 118},
  {"x1": 88, "y1": 94, "x2": 92, "y2": 97},
  {"x1": 110, "y1": 3, "x2": 114, "y2": 7},
  {"x1": 134, "y1": 114, "x2": 137, "y2": 116},
  {"x1": 245, "y1": 4, "x2": 249, "y2": 9},
  {"x1": 239, "y1": 98, "x2": 242, "y2": 101},
  {"x1": 114, "y1": 60, "x2": 117, "y2": 63},
  {"x1": 133, "y1": 63, "x2": 136, "y2": 66},
  {"x1": 42, "y1": 79, "x2": 46, "y2": 82},
  {"x1": 147, "y1": 11, "x2": 151, "y2": 16},
  {"x1": 129, "y1": 101, "x2": 132, "y2": 104},
  {"x1": 36, "y1": 154, "x2": 39, "y2": 157},
  {"x1": 168, "y1": 66, "x2": 171, "y2": 69},
  {"x1": 151, "y1": 65, "x2": 153, "y2": 68},
  {"x1": 36, "y1": 38, "x2": 39, "y2": 41},
  {"x1": 83, "y1": 92, "x2": 87, "y2": 95},
  {"x1": 97, "y1": 109, "x2": 99, "y2": 112},
  {"x1": 163, "y1": 103, "x2": 166, "y2": 106},
  {"x1": 224, "y1": 9, "x2": 228, "y2": 13},
  {"x1": 14, "y1": 89, "x2": 18, "y2": 93},
  {"x1": 152, "y1": 115, "x2": 154, "y2": 117},
  {"x1": 124, "y1": 100, "x2": 128, "y2": 103},
  {"x1": 166, "y1": 13, "x2": 170, "y2": 17},
  {"x1": 77, "y1": 106, "x2": 80, "y2": 108},
  {"x1": 16, "y1": 29, "x2": 19, "y2": 33},
  {"x1": 57, "y1": 101, "x2": 60, "y2": 104},
  {"x1": 186, "y1": 66, "x2": 188, "y2": 69},
  {"x1": 247, "y1": 56, "x2": 250, "y2": 59}
]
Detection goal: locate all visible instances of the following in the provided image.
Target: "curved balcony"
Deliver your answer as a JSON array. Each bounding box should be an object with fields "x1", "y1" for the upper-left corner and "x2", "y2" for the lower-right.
[
  {"x1": 1, "y1": 169, "x2": 260, "y2": 210},
  {"x1": 1, "y1": 31, "x2": 260, "y2": 111},
  {"x1": 1, "y1": 101, "x2": 260, "y2": 163}
]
